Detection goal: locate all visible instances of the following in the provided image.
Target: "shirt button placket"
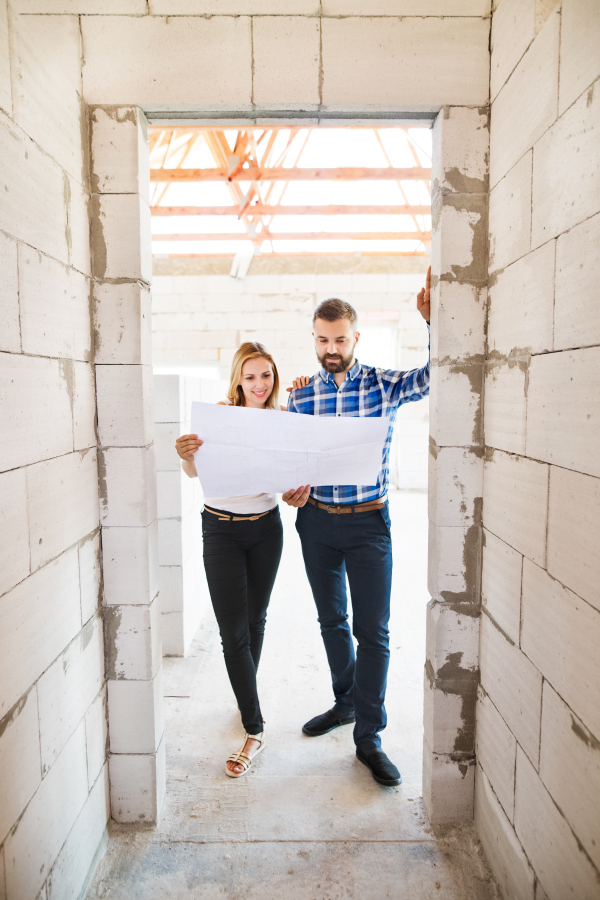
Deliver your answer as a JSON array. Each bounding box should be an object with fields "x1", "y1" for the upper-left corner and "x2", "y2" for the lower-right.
[{"x1": 333, "y1": 385, "x2": 342, "y2": 499}]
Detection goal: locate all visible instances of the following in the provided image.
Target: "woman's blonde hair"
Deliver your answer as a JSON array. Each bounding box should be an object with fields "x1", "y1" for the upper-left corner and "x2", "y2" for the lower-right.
[{"x1": 227, "y1": 342, "x2": 280, "y2": 409}]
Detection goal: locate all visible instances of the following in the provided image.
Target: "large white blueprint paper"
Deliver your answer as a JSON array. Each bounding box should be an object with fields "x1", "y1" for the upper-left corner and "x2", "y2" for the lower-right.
[{"x1": 190, "y1": 402, "x2": 390, "y2": 495}]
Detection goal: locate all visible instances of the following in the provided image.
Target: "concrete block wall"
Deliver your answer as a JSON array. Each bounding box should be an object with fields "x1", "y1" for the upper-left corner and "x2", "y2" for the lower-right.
[
  {"x1": 90, "y1": 105, "x2": 166, "y2": 826},
  {"x1": 152, "y1": 271, "x2": 430, "y2": 489},
  {"x1": 0, "y1": 4, "x2": 109, "y2": 898},
  {"x1": 476, "y1": 2, "x2": 600, "y2": 898},
  {"x1": 154, "y1": 374, "x2": 215, "y2": 656},
  {"x1": 424, "y1": 105, "x2": 488, "y2": 823}
]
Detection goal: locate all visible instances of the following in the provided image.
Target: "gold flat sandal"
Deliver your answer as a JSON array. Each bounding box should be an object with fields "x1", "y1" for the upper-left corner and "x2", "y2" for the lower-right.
[{"x1": 225, "y1": 731, "x2": 265, "y2": 778}]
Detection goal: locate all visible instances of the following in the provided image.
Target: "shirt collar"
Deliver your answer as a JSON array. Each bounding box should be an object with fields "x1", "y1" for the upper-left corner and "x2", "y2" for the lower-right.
[{"x1": 319, "y1": 359, "x2": 361, "y2": 384}]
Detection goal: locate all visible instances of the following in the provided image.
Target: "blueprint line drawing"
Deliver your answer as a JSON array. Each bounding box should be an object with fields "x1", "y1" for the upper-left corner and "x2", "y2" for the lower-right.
[{"x1": 190, "y1": 402, "x2": 390, "y2": 496}]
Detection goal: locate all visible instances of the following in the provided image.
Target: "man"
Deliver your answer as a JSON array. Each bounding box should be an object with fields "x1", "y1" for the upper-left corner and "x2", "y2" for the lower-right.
[{"x1": 282, "y1": 267, "x2": 431, "y2": 787}]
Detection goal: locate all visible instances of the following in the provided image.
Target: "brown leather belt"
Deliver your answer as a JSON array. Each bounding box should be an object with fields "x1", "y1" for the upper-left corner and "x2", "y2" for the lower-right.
[
  {"x1": 203, "y1": 505, "x2": 274, "y2": 522},
  {"x1": 307, "y1": 495, "x2": 387, "y2": 515}
]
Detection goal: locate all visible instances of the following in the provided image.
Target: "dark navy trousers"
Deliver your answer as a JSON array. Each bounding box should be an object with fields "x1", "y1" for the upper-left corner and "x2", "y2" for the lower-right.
[{"x1": 296, "y1": 500, "x2": 393, "y2": 751}]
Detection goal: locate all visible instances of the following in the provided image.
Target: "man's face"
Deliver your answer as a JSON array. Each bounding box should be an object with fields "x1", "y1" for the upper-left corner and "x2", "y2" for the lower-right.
[{"x1": 313, "y1": 317, "x2": 360, "y2": 374}]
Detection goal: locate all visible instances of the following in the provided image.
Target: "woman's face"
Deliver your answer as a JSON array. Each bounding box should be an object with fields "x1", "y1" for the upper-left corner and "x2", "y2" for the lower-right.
[{"x1": 239, "y1": 357, "x2": 274, "y2": 408}]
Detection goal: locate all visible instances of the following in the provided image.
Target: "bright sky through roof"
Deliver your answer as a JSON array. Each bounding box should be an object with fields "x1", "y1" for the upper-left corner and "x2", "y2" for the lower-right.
[{"x1": 150, "y1": 127, "x2": 432, "y2": 256}]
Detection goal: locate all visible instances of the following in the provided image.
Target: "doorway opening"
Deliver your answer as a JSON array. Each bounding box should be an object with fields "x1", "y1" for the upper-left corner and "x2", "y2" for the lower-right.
[{"x1": 148, "y1": 121, "x2": 432, "y2": 818}]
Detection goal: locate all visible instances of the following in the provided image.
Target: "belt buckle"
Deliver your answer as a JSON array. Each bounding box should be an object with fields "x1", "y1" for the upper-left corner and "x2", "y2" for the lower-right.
[{"x1": 326, "y1": 504, "x2": 340, "y2": 514}]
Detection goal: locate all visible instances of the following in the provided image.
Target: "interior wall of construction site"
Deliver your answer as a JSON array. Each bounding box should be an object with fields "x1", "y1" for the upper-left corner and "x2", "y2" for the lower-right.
[
  {"x1": 0, "y1": 6, "x2": 109, "y2": 900},
  {"x1": 475, "y1": 2, "x2": 600, "y2": 899}
]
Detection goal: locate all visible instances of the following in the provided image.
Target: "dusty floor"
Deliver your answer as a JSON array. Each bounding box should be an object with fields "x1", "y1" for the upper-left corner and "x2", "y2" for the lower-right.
[{"x1": 87, "y1": 492, "x2": 498, "y2": 899}]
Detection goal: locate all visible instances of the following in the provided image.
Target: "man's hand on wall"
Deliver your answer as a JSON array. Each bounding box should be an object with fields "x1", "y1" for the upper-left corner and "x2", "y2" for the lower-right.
[{"x1": 417, "y1": 265, "x2": 431, "y2": 323}]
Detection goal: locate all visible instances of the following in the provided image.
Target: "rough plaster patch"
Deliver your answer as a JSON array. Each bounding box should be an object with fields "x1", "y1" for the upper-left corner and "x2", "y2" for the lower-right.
[
  {"x1": 440, "y1": 515, "x2": 482, "y2": 606},
  {"x1": 0, "y1": 690, "x2": 30, "y2": 741},
  {"x1": 103, "y1": 606, "x2": 123, "y2": 681},
  {"x1": 434, "y1": 195, "x2": 488, "y2": 285},
  {"x1": 57, "y1": 357, "x2": 75, "y2": 416},
  {"x1": 90, "y1": 193, "x2": 107, "y2": 279}
]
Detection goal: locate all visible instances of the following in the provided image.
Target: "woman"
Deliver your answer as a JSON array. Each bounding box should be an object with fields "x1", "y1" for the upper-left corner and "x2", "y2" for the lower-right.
[{"x1": 176, "y1": 343, "x2": 307, "y2": 778}]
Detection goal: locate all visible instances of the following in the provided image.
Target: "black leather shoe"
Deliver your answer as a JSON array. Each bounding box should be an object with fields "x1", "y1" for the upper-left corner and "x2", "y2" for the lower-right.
[
  {"x1": 302, "y1": 707, "x2": 356, "y2": 737},
  {"x1": 356, "y1": 747, "x2": 402, "y2": 786}
]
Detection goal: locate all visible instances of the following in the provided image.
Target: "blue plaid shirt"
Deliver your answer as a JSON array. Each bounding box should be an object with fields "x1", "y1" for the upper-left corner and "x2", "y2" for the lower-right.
[{"x1": 287, "y1": 328, "x2": 430, "y2": 504}]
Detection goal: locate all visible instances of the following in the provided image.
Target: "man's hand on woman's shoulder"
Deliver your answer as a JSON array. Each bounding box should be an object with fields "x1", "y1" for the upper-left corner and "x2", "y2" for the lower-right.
[{"x1": 286, "y1": 375, "x2": 311, "y2": 392}]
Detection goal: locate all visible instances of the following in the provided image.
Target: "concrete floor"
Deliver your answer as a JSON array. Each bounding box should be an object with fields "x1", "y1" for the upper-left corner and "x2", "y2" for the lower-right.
[{"x1": 86, "y1": 492, "x2": 498, "y2": 900}]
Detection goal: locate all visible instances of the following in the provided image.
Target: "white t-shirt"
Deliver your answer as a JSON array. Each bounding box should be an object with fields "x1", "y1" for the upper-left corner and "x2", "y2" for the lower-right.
[
  {"x1": 203, "y1": 492, "x2": 277, "y2": 515},
  {"x1": 203, "y1": 401, "x2": 278, "y2": 515}
]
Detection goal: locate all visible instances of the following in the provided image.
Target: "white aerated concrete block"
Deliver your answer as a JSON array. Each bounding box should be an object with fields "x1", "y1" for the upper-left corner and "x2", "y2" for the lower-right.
[
  {"x1": 431, "y1": 282, "x2": 486, "y2": 365},
  {"x1": 540, "y1": 682, "x2": 600, "y2": 871},
  {"x1": 27, "y1": 450, "x2": 99, "y2": 571},
  {"x1": 428, "y1": 523, "x2": 478, "y2": 604},
  {"x1": 0, "y1": 232, "x2": 19, "y2": 352},
  {"x1": 480, "y1": 612, "x2": 542, "y2": 767},
  {"x1": 91, "y1": 106, "x2": 149, "y2": 202},
  {"x1": 490, "y1": 0, "x2": 535, "y2": 102},
  {"x1": 488, "y1": 241, "x2": 554, "y2": 356},
  {"x1": 428, "y1": 446, "x2": 483, "y2": 528},
  {"x1": 532, "y1": 81, "x2": 600, "y2": 248},
  {"x1": 431, "y1": 198, "x2": 488, "y2": 287},
  {"x1": 154, "y1": 374, "x2": 184, "y2": 424},
  {"x1": 67, "y1": 175, "x2": 92, "y2": 277},
  {"x1": 18, "y1": 244, "x2": 91, "y2": 361},
  {"x1": 101, "y1": 520, "x2": 159, "y2": 606},
  {"x1": 0, "y1": 549, "x2": 81, "y2": 719},
  {"x1": 426, "y1": 601, "x2": 479, "y2": 674},
  {"x1": 526, "y1": 347, "x2": 600, "y2": 478},
  {"x1": 84, "y1": 688, "x2": 107, "y2": 791},
  {"x1": 547, "y1": 466, "x2": 600, "y2": 612},
  {"x1": 3, "y1": 723, "x2": 88, "y2": 900},
  {"x1": 92, "y1": 193, "x2": 151, "y2": 282},
  {"x1": 10, "y1": 13, "x2": 83, "y2": 182},
  {"x1": 159, "y1": 566, "x2": 183, "y2": 614},
  {"x1": 0, "y1": 468, "x2": 29, "y2": 597},
  {"x1": 432, "y1": 105, "x2": 489, "y2": 195},
  {"x1": 488, "y1": 151, "x2": 532, "y2": 274},
  {"x1": 481, "y1": 529, "x2": 522, "y2": 644},
  {"x1": 99, "y1": 446, "x2": 157, "y2": 527},
  {"x1": 424, "y1": 678, "x2": 468, "y2": 755},
  {"x1": 483, "y1": 361, "x2": 527, "y2": 455},
  {"x1": 0, "y1": 111, "x2": 68, "y2": 264},
  {"x1": 0, "y1": 688, "x2": 42, "y2": 845},
  {"x1": 483, "y1": 450, "x2": 548, "y2": 566},
  {"x1": 0, "y1": 0, "x2": 11, "y2": 116},
  {"x1": 157, "y1": 470, "x2": 185, "y2": 519},
  {"x1": 155, "y1": 422, "x2": 181, "y2": 471},
  {"x1": 558, "y1": 0, "x2": 600, "y2": 115},
  {"x1": 422, "y1": 738, "x2": 475, "y2": 824},
  {"x1": 521, "y1": 558, "x2": 600, "y2": 740},
  {"x1": 105, "y1": 598, "x2": 162, "y2": 681},
  {"x1": 45, "y1": 764, "x2": 109, "y2": 900},
  {"x1": 515, "y1": 747, "x2": 600, "y2": 900},
  {"x1": 253, "y1": 16, "x2": 319, "y2": 108},
  {"x1": 73, "y1": 361, "x2": 97, "y2": 451},
  {"x1": 151, "y1": 0, "x2": 318, "y2": 10},
  {"x1": 429, "y1": 363, "x2": 483, "y2": 448},
  {"x1": 475, "y1": 765, "x2": 535, "y2": 900},
  {"x1": 82, "y1": 16, "x2": 252, "y2": 107},
  {"x1": 96, "y1": 364, "x2": 154, "y2": 448},
  {"x1": 109, "y1": 736, "x2": 166, "y2": 825},
  {"x1": 161, "y1": 611, "x2": 184, "y2": 657},
  {"x1": 0, "y1": 354, "x2": 72, "y2": 471},
  {"x1": 79, "y1": 531, "x2": 101, "y2": 625},
  {"x1": 37, "y1": 616, "x2": 104, "y2": 775},
  {"x1": 489, "y1": 9, "x2": 559, "y2": 188},
  {"x1": 94, "y1": 282, "x2": 152, "y2": 365},
  {"x1": 321, "y1": 17, "x2": 489, "y2": 108},
  {"x1": 108, "y1": 668, "x2": 164, "y2": 755},
  {"x1": 475, "y1": 687, "x2": 516, "y2": 822},
  {"x1": 554, "y1": 211, "x2": 600, "y2": 351}
]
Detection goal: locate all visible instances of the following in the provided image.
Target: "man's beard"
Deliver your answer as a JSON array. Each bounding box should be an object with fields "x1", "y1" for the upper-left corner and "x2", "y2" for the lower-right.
[{"x1": 317, "y1": 348, "x2": 355, "y2": 374}]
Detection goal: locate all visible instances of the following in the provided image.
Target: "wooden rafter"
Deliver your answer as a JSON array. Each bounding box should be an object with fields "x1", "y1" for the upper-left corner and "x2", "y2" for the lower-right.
[
  {"x1": 153, "y1": 232, "x2": 429, "y2": 243},
  {"x1": 150, "y1": 205, "x2": 432, "y2": 217},
  {"x1": 150, "y1": 166, "x2": 431, "y2": 183}
]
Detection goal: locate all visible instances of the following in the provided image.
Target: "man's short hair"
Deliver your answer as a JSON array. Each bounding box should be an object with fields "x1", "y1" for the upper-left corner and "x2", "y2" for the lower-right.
[{"x1": 313, "y1": 298, "x2": 358, "y2": 331}]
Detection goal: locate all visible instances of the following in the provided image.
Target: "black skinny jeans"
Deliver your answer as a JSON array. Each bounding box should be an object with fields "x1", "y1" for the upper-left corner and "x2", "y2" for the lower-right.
[{"x1": 202, "y1": 506, "x2": 283, "y2": 735}]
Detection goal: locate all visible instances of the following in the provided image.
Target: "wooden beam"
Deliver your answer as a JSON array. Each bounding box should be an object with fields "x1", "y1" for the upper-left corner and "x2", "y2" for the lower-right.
[
  {"x1": 149, "y1": 166, "x2": 431, "y2": 183},
  {"x1": 159, "y1": 250, "x2": 429, "y2": 258},
  {"x1": 152, "y1": 232, "x2": 430, "y2": 242},
  {"x1": 150, "y1": 204, "x2": 431, "y2": 216}
]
